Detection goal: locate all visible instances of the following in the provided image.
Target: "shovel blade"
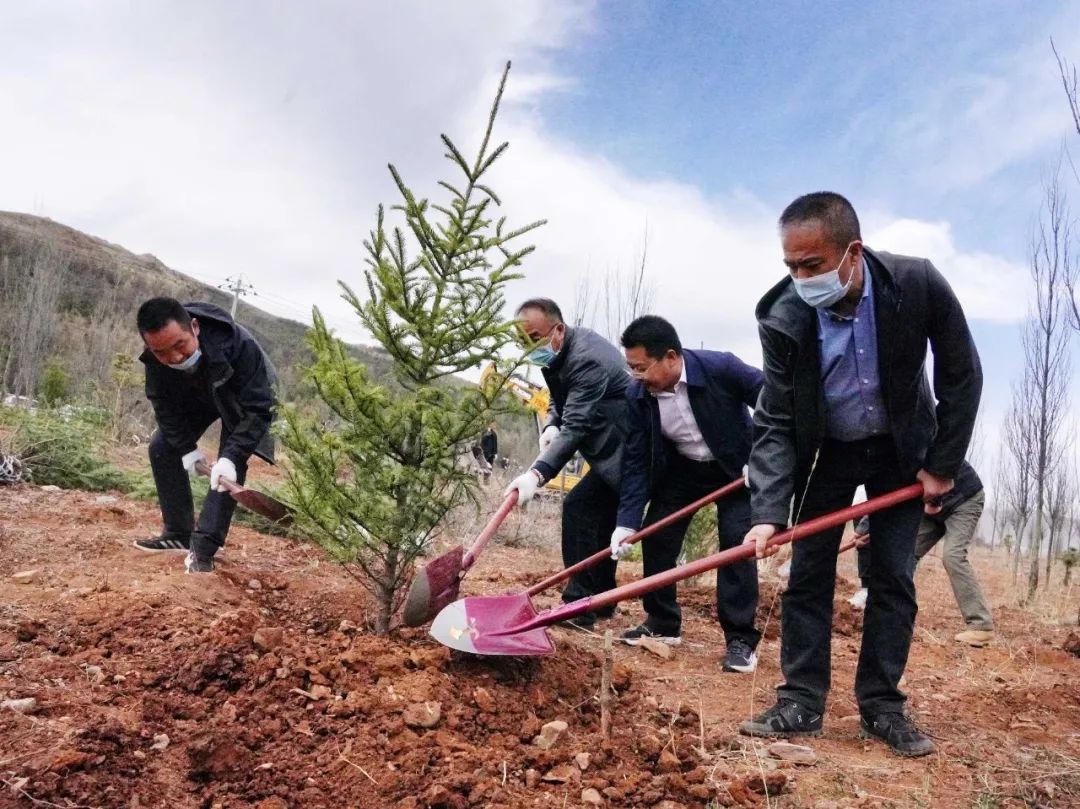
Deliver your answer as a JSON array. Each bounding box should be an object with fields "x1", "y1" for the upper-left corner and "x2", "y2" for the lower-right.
[
  {"x1": 232, "y1": 489, "x2": 292, "y2": 526},
  {"x1": 401, "y1": 545, "x2": 465, "y2": 627},
  {"x1": 430, "y1": 593, "x2": 554, "y2": 656}
]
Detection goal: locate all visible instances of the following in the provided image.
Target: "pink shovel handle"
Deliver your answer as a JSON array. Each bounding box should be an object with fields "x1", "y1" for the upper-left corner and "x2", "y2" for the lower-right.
[
  {"x1": 525, "y1": 477, "x2": 745, "y2": 596},
  {"x1": 462, "y1": 491, "x2": 519, "y2": 569},
  {"x1": 511, "y1": 483, "x2": 923, "y2": 634}
]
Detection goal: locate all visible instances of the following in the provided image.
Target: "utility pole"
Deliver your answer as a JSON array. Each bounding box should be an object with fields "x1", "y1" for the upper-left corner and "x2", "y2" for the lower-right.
[{"x1": 218, "y1": 275, "x2": 256, "y2": 318}]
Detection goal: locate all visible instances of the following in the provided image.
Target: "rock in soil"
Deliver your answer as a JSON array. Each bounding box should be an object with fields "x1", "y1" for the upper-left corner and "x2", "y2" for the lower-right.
[
  {"x1": 402, "y1": 700, "x2": 442, "y2": 729},
  {"x1": 1, "y1": 697, "x2": 38, "y2": 714},
  {"x1": 542, "y1": 763, "x2": 580, "y2": 783},
  {"x1": 11, "y1": 570, "x2": 38, "y2": 584},
  {"x1": 533, "y1": 718, "x2": 568, "y2": 749},
  {"x1": 638, "y1": 637, "x2": 674, "y2": 659},
  {"x1": 252, "y1": 626, "x2": 284, "y2": 652},
  {"x1": 767, "y1": 741, "x2": 818, "y2": 765},
  {"x1": 582, "y1": 787, "x2": 603, "y2": 805}
]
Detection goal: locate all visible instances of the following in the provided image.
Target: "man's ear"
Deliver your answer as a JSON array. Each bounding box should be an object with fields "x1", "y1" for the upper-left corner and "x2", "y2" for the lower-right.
[{"x1": 190, "y1": 317, "x2": 200, "y2": 336}]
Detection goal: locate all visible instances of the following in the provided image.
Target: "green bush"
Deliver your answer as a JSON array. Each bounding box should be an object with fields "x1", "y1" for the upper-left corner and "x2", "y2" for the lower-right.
[
  {"x1": 38, "y1": 361, "x2": 71, "y2": 406},
  {"x1": 0, "y1": 404, "x2": 126, "y2": 491}
]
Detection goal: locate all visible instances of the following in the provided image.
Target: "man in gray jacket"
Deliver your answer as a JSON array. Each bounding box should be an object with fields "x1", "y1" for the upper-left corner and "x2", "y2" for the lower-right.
[{"x1": 505, "y1": 298, "x2": 629, "y2": 630}]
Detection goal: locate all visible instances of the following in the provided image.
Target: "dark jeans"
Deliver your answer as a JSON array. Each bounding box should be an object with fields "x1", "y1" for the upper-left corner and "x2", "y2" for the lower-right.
[
  {"x1": 778, "y1": 436, "x2": 922, "y2": 716},
  {"x1": 561, "y1": 469, "x2": 620, "y2": 612},
  {"x1": 148, "y1": 403, "x2": 247, "y2": 559},
  {"x1": 640, "y1": 456, "x2": 759, "y2": 647}
]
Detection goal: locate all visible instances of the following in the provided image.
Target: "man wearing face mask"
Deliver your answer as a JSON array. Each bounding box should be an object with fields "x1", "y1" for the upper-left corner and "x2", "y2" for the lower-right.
[
  {"x1": 133, "y1": 297, "x2": 276, "y2": 574},
  {"x1": 738, "y1": 193, "x2": 982, "y2": 757},
  {"x1": 505, "y1": 298, "x2": 630, "y2": 630},
  {"x1": 614, "y1": 315, "x2": 764, "y2": 671}
]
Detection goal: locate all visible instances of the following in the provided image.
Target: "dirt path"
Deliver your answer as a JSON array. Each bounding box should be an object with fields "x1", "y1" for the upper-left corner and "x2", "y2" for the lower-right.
[{"x1": 1, "y1": 484, "x2": 1077, "y2": 808}]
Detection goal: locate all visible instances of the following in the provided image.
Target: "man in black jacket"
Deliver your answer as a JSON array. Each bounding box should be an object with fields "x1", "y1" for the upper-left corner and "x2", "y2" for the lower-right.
[
  {"x1": 739, "y1": 193, "x2": 982, "y2": 757},
  {"x1": 505, "y1": 298, "x2": 629, "y2": 630},
  {"x1": 133, "y1": 298, "x2": 276, "y2": 574},
  {"x1": 614, "y1": 315, "x2": 763, "y2": 672}
]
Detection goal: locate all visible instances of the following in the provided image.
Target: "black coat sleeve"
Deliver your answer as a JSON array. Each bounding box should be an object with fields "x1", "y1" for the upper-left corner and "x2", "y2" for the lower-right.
[
  {"x1": 921, "y1": 261, "x2": 983, "y2": 478},
  {"x1": 615, "y1": 395, "x2": 652, "y2": 530},
  {"x1": 145, "y1": 371, "x2": 198, "y2": 455},
  {"x1": 219, "y1": 339, "x2": 276, "y2": 465},
  {"x1": 748, "y1": 325, "x2": 797, "y2": 527}
]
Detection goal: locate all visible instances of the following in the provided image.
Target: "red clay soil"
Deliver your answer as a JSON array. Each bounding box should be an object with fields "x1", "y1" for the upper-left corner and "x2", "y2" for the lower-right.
[{"x1": 1, "y1": 482, "x2": 1079, "y2": 808}]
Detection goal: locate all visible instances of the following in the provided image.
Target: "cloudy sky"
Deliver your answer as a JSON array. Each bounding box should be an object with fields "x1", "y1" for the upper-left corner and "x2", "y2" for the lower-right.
[{"x1": 2, "y1": 0, "x2": 1079, "y2": 469}]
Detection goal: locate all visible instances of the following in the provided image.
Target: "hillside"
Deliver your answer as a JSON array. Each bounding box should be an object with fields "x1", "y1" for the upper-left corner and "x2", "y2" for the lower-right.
[{"x1": 0, "y1": 210, "x2": 395, "y2": 401}]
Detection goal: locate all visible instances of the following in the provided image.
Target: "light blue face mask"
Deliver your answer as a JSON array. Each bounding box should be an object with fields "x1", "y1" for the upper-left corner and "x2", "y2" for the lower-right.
[
  {"x1": 528, "y1": 345, "x2": 558, "y2": 367},
  {"x1": 166, "y1": 347, "x2": 202, "y2": 373},
  {"x1": 792, "y1": 243, "x2": 855, "y2": 309}
]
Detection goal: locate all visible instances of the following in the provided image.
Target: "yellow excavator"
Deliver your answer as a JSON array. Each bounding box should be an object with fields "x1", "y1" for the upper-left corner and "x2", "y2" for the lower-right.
[{"x1": 480, "y1": 363, "x2": 585, "y2": 494}]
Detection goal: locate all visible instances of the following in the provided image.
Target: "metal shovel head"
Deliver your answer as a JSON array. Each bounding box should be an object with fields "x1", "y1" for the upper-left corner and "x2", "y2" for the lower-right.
[
  {"x1": 402, "y1": 545, "x2": 465, "y2": 627},
  {"x1": 231, "y1": 489, "x2": 292, "y2": 526},
  {"x1": 430, "y1": 593, "x2": 554, "y2": 656}
]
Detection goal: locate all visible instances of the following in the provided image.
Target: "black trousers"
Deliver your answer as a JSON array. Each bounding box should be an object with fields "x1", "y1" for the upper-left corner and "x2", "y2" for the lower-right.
[
  {"x1": 148, "y1": 403, "x2": 248, "y2": 559},
  {"x1": 560, "y1": 468, "x2": 620, "y2": 613},
  {"x1": 778, "y1": 436, "x2": 922, "y2": 716},
  {"x1": 639, "y1": 455, "x2": 759, "y2": 646}
]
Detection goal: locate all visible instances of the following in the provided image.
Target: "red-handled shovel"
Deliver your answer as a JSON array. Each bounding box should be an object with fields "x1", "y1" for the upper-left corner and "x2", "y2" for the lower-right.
[
  {"x1": 402, "y1": 491, "x2": 519, "y2": 627},
  {"x1": 193, "y1": 459, "x2": 292, "y2": 526},
  {"x1": 430, "y1": 483, "x2": 922, "y2": 656},
  {"x1": 523, "y1": 477, "x2": 745, "y2": 598}
]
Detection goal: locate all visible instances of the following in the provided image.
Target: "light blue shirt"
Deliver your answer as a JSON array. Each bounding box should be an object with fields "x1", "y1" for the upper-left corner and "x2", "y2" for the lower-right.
[{"x1": 816, "y1": 261, "x2": 889, "y2": 441}]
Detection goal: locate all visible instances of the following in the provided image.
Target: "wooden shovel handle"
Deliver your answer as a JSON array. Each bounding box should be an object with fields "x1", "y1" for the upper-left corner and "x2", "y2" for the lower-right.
[{"x1": 525, "y1": 477, "x2": 745, "y2": 596}]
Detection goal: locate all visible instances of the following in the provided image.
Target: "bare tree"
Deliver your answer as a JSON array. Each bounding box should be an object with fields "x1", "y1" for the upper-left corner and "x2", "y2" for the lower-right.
[
  {"x1": 571, "y1": 224, "x2": 656, "y2": 344},
  {"x1": 1021, "y1": 167, "x2": 1073, "y2": 604},
  {"x1": 1052, "y1": 39, "x2": 1080, "y2": 330},
  {"x1": 0, "y1": 242, "x2": 68, "y2": 398},
  {"x1": 1045, "y1": 457, "x2": 1075, "y2": 580},
  {"x1": 1002, "y1": 389, "x2": 1035, "y2": 582}
]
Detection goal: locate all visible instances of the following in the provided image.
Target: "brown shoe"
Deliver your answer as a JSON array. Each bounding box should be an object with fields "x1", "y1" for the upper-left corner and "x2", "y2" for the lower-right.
[{"x1": 955, "y1": 629, "x2": 993, "y2": 647}]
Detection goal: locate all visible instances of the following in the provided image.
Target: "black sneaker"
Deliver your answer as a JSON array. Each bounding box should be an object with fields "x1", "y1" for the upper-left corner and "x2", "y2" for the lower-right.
[
  {"x1": 722, "y1": 639, "x2": 758, "y2": 673},
  {"x1": 739, "y1": 699, "x2": 823, "y2": 738},
  {"x1": 184, "y1": 552, "x2": 215, "y2": 574},
  {"x1": 133, "y1": 533, "x2": 190, "y2": 553},
  {"x1": 620, "y1": 623, "x2": 681, "y2": 646},
  {"x1": 860, "y1": 712, "x2": 936, "y2": 757},
  {"x1": 555, "y1": 612, "x2": 596, "y2": 632}
]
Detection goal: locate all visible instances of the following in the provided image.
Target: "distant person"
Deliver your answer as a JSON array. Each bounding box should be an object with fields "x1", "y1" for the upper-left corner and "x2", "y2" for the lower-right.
[
  {"x1": 504, "y1": 298, "x2": 629, "y2": 630},
  {"x1": 739, "y1": 192, "x2": 982, "y2": 757},
  {"x1": 614, "y1": 315, "x2": 764, "y2": 673},
  {"x1": 133, "y1": 298, "x2": 276, "y2": 574},
  {"x1": 481, "y1": 423, "x2": 499, "y2": 466},
  {"x1": 850, "y1": 460, "x2": 993, "y2": 647}
]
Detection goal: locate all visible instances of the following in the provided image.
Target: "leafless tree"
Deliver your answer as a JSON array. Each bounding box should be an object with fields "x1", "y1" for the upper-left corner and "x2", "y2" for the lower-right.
[
  {"x1": 1045, "y1": 455, "x2": 1075, "y2": 580},
  {"x1": 1002, "y1": 388, "x2": 1035, "y2": 582},
  {"x1": 0, "y1": 242, "x2": 68, "y2": 398},
  {"x1": 570, "y1": 224, "x2": 656, "y2": 344},
  {"x1": 1052, "y1": 38, "x2": 1080, "y2": 330},
  {"x1": 1021, "y1": 166, "x2": 1074, "y2": 604}
]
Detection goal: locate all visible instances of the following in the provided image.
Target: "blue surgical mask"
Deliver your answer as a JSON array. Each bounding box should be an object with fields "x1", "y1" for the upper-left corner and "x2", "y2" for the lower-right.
[
  {"x1": 166, "y1": 347, "x2": 202, "y2": 373},
  {"x1": 528, "y1": 345, "x2": 558, "y2": 367},
  {"x1": 792, "y1": 244, "x2": 856, "y2": 309}
]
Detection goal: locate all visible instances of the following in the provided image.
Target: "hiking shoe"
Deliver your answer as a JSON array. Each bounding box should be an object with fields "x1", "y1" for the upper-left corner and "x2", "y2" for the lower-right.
[
  {"x1": 184, "y1": 551, "x2": 215, "y2": 574},
  {"x1": 722, "y1": 639, "x2": 758, "y2": 673},
  {"x1": 860, "y1": 712, "x2": 936, "y2": 757},
  {"x1": 133, "y1": 533, "x2": 190, "y2": 553},
  {"x1": 739, "y1": 699, "x2": 823, "y2": 738},
  {"x1": 954, "y1": 629, "x2": 993, "y2": 647},
  {"x1": 848, "y1": 588, "x2": 868, "y2": 610},
  {"x1": 620, "y1": 623, "x2": 681, "y2": 646}
]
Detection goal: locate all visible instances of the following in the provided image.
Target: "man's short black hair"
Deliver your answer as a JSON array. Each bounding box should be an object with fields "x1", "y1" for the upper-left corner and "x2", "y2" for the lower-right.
[
  {"x1": 621, "y1": 315, "x2": 683, "y2": 359},
  {"x1": 515, "y1": 297, "x2": 564, "y2": 323},
  {"x1": 779, "y1": 192, "x2": 861, "y2": 252},
  {"x1": 137, "y1": 297, "x2": 192, "y2": 335}
]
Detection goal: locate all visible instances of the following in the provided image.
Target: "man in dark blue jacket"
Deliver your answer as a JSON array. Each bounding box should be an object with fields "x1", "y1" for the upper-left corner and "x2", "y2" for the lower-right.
[
  {"x1": 133, "y1": 298, "x2": 276, "y2": 574},
  {"x1": 614, "y1": 315, "x2": 764, "y2": 672}
]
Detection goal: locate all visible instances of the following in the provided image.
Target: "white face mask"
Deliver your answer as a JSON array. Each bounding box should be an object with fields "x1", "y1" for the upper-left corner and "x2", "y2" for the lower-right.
[
  {"x1": 166, "y1": 347, "x2": 202, "y2": 372},
  {"x1": 792, "y1": 243, "x2": 856, "y2": 309}
]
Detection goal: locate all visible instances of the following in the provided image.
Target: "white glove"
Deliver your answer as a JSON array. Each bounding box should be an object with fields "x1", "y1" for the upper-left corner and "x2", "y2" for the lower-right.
[
  {"x1": 504, "y1": 469, "x2": 542, "y2": 506},
  {"x1": 209, "y1": 457, "x2": 237, "y2": 492},
  {"x1": 181, "y1": 448, "x2": 207, "y2": 475},
  {"x1": 538, "y1": 425, "x2": 560, "y2": 451},
  {"x1": 609, "y1": 526, "x2": 636, "y2": 560},
  {"x1": 742, "y1": 464, "x2": 750, "y2": 486}
]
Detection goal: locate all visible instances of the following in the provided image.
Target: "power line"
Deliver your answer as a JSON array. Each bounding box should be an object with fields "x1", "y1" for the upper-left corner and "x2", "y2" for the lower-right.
[{"x1": 218, "y1": 274, "x2": 257, "y2": 318}]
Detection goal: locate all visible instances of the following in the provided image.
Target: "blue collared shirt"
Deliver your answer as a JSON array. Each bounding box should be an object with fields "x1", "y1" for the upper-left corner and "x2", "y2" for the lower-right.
[{"x1": 816, "y1": 261, "x2": 889, "y2": 441}]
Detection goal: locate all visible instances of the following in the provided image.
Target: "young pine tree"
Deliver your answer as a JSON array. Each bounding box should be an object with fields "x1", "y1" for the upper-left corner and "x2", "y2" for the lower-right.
[{"x1": 281, "y1": 63, "x2": 543, "y2": 634}]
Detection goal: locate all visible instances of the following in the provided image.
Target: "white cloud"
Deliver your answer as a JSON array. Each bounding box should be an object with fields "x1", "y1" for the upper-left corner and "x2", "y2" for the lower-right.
[{"x1": 0, "y1": 0, "x2": 1033, "y2": 369}]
